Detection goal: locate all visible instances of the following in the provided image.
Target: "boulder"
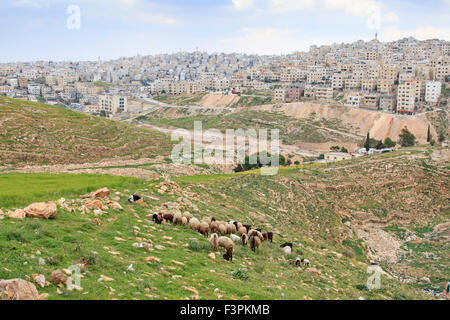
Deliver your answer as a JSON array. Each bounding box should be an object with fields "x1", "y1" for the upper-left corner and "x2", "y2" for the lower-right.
[
  {"x1": 50, "y1": 270, "x2": 68, "y2": 285},
  {"x1": 6, "y1": 209, "x2": 26, "y2": 219},
  {"x1": 32, "y1": 274, "x2": 45, "y2": 288},
  {"x1": 24, "y1": 202, "x2": 57, "y2": 219},
  {"x1": 134, "y1": 199, "x2": 148, "y2": 207},
  {"x1": 92, "y1": 188, "x2": 110, "y2": 199},
  {"x1": 108, "y1": 201, "x2": 123, "y2": 211},
  {"x1": 85, "y1": 200, "x2": 103, "y2": 210},
  {"x1": 0, "y1": 279, "x2": 40, "y2": 300}
]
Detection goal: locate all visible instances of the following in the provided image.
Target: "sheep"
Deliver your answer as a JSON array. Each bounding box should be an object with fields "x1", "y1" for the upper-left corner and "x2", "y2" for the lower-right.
[
  {"x1": 182, "y1": 211, "x2": 193, "y2": 222},
  {"x1": 210, "y1": 217, "x2": 216, "y2": 222},
  {"x1": 202, "y1": 217, "x2": 212, "y2": 225},
  {"x1": 218, "y1": 236, "x2": 234, "y2": 261},
  {"x1": 295, "y1": 257, "x2": 301, "y2": 267},
  {"x1": 172, "y1": 212, "x2": 182, "y2": 225},
  {"x1": 238, "y1": 226, "x2": 247, "y2": 235},
  {"x1": 301, "y1": 258, "x2": 310, "y2": 267},
  {"x1": 280, "y1": 243, "x2": 292, "y2": 255},
  {"x1": 227, "y1": 223, "x2": 237, "y2": 234},
  {"x1": 162, "y1": 213, "x2": 174, "y2": 223},
  {"x1": 218, "y1": 223, "x2": 227, "y2": 236},
  {"x1": 262, "y1": 231, "x2": 268, "y2": 241},
  {"x1": 210, "y1": 221, "x2": 219, "y2": 233},
  {"x1": 241, "y1": 233, "x2": 248, "y2": 246},
  {"x1": 249, "y1": 235, "x2": 261, "y2": 252},
  {"x1": 128, "y1": 194, "x2": 141, "y2": 203},
  {"x1": 249, "y1": 229, "x2": 264, "y2": 241},
  {"x1": 261, "y1": 231, "x2": 273, "y2": 242},
  {"x1": 209, "y1": 233, "x2": 219, "y2": 251},
  {"x1": 198, "y1": 221, "x2": 210, "y2": 237},
  {"x1": 243, "y1": 224, "x2": 252, "y2": 233},
  {"x1": 181, "y1": 216, "x2": 188, "y2": 226},
  {"x1": 228, "y1": 221, "x2": 239, "y2": 230},
  {"x1": 190, "y1": 217, "x2": 200, "y2": 231},
  {"x1": 152, "y1": 213, "x2": 163, "y2": 224},
  {"x1": 237, "y1": 222, "x2": 243, "y2": 230},
  {"x1": 230, "y1": 234, "x2": 241, "y2": 243}
]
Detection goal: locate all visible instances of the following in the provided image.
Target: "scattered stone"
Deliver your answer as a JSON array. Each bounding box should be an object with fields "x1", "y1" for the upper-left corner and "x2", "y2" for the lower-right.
[
  {"x1": 32, "y1": 274, "x2": 45, "y2": 288},
  {"x1": 92, "y1": 188, "x2": 110, "y2": 199},
  {"x1": 145, "y1": 256, "x2": 161, "y2": 263},
  {"x1": 6, "y1": 209, "x2": 26, "y2": 220},
  {"x1": 38, "y1": 258, "x2": 45, "y2": 266},
  {"x1": 39, "y1": 293, "x2": 50, "y2": 300},
  {"x1": 134, "y1": 199, "x2": 148, "y2": 207},
  {"x1": 172, "y1": 260, "x2": 185, "y2": 266},
  {"x1": 100, "y1": 275, "x2": 114, "y2": 282},
  {"x1": 50, "y1": 270, "x2": 68, "y2": 285},
  {"x1": 183, "y1": 286, "x2": 199, "y2": 295},
  {"x1": 208, "y1": 253, "x2": 216, "y2": 260}
]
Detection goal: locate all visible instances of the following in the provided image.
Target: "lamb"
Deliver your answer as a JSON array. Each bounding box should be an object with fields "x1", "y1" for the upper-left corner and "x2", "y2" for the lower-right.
[
  {"x1": 238, "y1": 226, "x2": 247, "y2": 235},
  {"x1": 295, "y1": 257, "x2": 301, "y2": 267},
  {"x1": 301, "y1": 259, "x2": 310, "y2": 267},
  {"x1": 218, "y1": 236, "x2": 234, "y2": 261},
  {"x1": 218, "y1": 223, "x2": 227, "y2": 236},
  {"x1": 230, "y1": 234, "x2": 241, "y2": 243},
  {"x1": 198, "y1": 221, "x2": 210, "y2": 237},
  {"x1": 249, "y1": 235, "x2": 261, "y2": 252},
  {"x1": 280, "y1": 242, "x2": 293, "y2": 255},
  {"x1": 209, "y1": 233, "x2": 219, "y2": 251},
  {"x1": 241, "y1": 233, "x2": 248, "y2": 246},
  {"x1": 190, "y1": 217, "x2": 200, "y2": 231},
  {"x1": 152, "y1": 213, "x2": 163, "y2": 224},
  {"x1": 173, "y1": 212, "x2": 182, "y2": 225}
]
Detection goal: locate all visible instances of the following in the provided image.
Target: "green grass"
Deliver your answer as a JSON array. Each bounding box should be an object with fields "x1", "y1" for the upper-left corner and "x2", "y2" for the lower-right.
[{"x1": 0, "y1": 174, "x2": 142, "y2": 210}]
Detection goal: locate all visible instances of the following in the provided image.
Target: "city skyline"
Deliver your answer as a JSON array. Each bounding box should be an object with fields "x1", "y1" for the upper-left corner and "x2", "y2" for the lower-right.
[{"x1": 2, "y1": 0, "x2": 450, "y2": 63}]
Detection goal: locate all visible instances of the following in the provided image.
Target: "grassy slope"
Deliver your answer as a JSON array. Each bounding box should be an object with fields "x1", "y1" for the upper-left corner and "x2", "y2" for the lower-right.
[
  {"x1": 136, "y1": 110, "x2": 360, "y2": 144},
  {"x1": 0, "y1": 96, "x2": 173, "y2": 166},
  {"x1": 0, "y1": 148, "x2": 448, "y2": 300}
]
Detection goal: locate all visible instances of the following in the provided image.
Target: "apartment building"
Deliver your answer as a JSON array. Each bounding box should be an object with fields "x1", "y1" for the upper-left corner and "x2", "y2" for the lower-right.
[
  {"x1": 425, "y1": 81, "x2": 441, "y2": 104},
  {"x1": 397, "y1": 80, "x2": 421, "y2": 113},
  {"x1": 434, "y1": 65, "x2": 450, "y2": 81},
  {"x1": 274, "y1": 88, "x2": 288, "y2": 103},
  {"x1": 379, "y1": 95, "x2": 396, "y2": 113},
  {"x1": 332, "y1": 73, "x2": 343, "y2": 90},
  {"x1": 99, "y1": 95, "x2": 127, "y2": 115},
  {"x1": 315, "y1": 86, "x2": 334, "y2": 101},
  {"x1": 28, "y1": 85, "x2": 41, "y2": 95}
]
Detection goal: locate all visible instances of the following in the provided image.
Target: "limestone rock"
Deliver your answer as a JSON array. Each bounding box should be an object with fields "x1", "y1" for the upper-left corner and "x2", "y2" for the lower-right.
[
  {"x1": 50, "y1": 270, "x2": 69, "y2": 285},
  {"x1": 0, "y1": 279, "x2": 40, "y2": 300},
  {"x1": 92, "y1": 188, "x2": 110, "y2": 199},
  {"x1": 6, "y1": 209, "x2": 26, "y2": 219},
  {"x1": 24, "y1": 202, "x2": 57, "y2": 219}
]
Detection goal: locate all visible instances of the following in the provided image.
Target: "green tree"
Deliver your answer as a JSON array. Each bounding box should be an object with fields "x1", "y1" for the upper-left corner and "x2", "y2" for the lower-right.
[
  {"x1": 427, "y1": 125, "x2": 432, "y2": 143},
  {"x1": 330, "y1": 146, "x2": 340, "y2": 151},
  {"x1": 398, "y1": 127, "x2": 416, "y2": 147},
  {"x1": 341, "y1": 147, "x2": 348, "y2": 153},
  {"x1": 438, "y1": 132, "x2": 446, "y2": 143},
  {"x1": 384, "y1": 137, "x2": 396, "y2": 148},
  {"x1": 364, "y1": 132, "x2": 371, "y2": 150}
]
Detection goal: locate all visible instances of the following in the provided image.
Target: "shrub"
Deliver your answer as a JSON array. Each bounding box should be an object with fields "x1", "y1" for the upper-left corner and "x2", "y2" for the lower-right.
[
  {"x1": 398, "y1": 127, "x2": 416, "y2": 147},
  {"x1": 232, "y1": 268, "x2": 249, "y2": 281}
]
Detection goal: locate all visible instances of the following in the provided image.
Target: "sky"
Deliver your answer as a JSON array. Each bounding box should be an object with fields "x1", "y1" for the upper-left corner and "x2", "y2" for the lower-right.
[{"x1": 1, "y1": 0, "x2": 449, "y2": 62}]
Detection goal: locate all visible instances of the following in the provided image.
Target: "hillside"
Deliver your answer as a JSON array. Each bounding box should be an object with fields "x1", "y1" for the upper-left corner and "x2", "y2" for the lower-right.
[
  {"x1": 0, "y1": 147, "x2": 448, "y2": 300},
  {"x1": 256, "y1": 102, "x2": 439, "y2": 145},
  {"x1": 0, "y1": 96, "x2": 173, "y2": 167}
]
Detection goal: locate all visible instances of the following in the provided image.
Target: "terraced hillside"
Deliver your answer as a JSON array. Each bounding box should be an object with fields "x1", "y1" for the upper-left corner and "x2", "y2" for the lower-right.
[
  {"x1": 0, "y1": 96, "x2": 173, "y2": 167},
  {"x1": 0, "y1": 147, "x2": 448, "y2": 300}
]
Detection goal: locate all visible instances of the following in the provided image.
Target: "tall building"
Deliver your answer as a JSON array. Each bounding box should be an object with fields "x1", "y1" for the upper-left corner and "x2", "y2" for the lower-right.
[
  {"x1": 397, "y1": 80, "x2": 421, "y2": 114},
  {"x1": 99, "y1": 95, "x2": 127, "y2": 115},
  {"x1": 425, "y1": 81, "x2": 441, "y2": 104}
]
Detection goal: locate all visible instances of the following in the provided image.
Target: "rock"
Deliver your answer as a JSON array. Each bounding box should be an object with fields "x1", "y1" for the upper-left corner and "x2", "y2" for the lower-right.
[
  {"x1": 50, "y1": 270, "x2": 68, "y2": 285},
  {"x1": 38, "y1": 258, "x2": 46, "y2": 266},
  {"x1": 208, "y1": 253, "x2": 216, "y2": 260},
  {"x1": 134, "y1": 199, "x2": 148, "y2": 207},
  {"x1": 242, "y1": 295, "x2": 250, "y2": 299},
  {"x1": 86, "y1": 200, "x2": 103, "y2": 210},
  {"x1": 39, "y1": 293, "x2": 49, "y2": 300},
  {"x1": 6, "y1": 209, "x2": 26, "y2": 219},
  {"x1": 24, "y1": 202, "x2": 57, "y2": 219},
  {"x1": 108, "y1": 201, "x2": 123, "y2": 211},
  {"x1": 306, "y1": 267, "x2": 321, "y2": 275},
  {"x1": 92, "y1": 188, "x2": 110, "y2": 199},
  {"x1": 32, "y1": 274, "x2": 46, "y2": 288},
  {"x1": 172, "y1": 260, "x2": 185, "y2": 266},
  {"x1": 0, "y1": 279, "x2": 40, "y2": 300},
  {"x1": 183, "y1": 286, "x2": 199, "y2": 295},
  {"x1": 100, "y1": 275, "x2": 114, "y2": 282},
  {"x1": 145, "y1": 256, "x2": 161, "y2": 263}
]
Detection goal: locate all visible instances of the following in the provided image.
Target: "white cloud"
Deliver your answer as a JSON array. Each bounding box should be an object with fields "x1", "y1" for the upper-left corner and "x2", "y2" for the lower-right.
[
  {"x1": 10, "y1": 0, "x2": 51, "y2": 8},
  {"x1": 270, "y1": 0, "x2": 316, "y2": 12},
  {"x1": 383, "y1": 11, "x2": 398, "y2": 24},
  {"x1": 380, "y1": 26, "x2": 450, "y2": 42},
  {"x1": 322, "y1": 0, "x2": 383, "y2": 18},
  {"x1": 232, "y1": 0, "x2": 254, "y2": 10}
]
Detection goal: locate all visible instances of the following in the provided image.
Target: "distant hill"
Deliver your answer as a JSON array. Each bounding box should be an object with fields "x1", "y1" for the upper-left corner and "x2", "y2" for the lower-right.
[{"x1": 0, "y1": 96, "x2": 173, "y2": 167}]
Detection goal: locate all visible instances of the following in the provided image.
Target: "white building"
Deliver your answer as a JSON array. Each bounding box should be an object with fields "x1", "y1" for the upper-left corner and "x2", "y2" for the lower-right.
[
  {"x1": 28, "y1": 85, "x2": 41, "y2": 95},
  {"x1": 99, "y1": 95, "x2": 128, "y2": 115},
  {"x1": 425, "y1": 81, "x2": 441, "y2": 104}
]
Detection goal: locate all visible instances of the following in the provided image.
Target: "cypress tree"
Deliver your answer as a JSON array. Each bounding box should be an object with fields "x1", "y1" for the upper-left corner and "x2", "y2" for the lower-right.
[{"x1": 364, "y1": 132, "x2": 370, "y2": 150}]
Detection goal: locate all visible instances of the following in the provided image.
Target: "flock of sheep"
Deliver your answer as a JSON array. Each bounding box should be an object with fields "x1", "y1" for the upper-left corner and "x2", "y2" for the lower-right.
[{"x1": 151, "y1": 211, "x2": 310, "y2": 267}]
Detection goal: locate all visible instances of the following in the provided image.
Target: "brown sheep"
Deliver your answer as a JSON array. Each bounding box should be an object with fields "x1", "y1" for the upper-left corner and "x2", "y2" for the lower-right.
[
  {"x1": 249, "y1": 235, "x2": 261, "y2": 252},
  {"x1": 267, "y1": 232, "x2": 273, "y2": 243},
  {"x1": 237, "y1": 222, "x2": 243, "y2": 230},
  {"x1": 198, "y1": 222, "x2": 210, "y2": 237},
  {"x1": 241, "y1": 233, "x2": 248, "y2": 246},
  {"x1": 209, "y1": 233, "x2": 219, "y2": 251},
  {"x1": 152, "y1": 213, "x2": 163, "y2": 224},
  {"x1": 248, "y1": 229, "x2": 264, "y2": 241},
  {"x1": 181, "y1": 216, "x2": 188, "y2": 226},
  {"x1": 227, "y1": 223, "x2": 237, "y2": 234},
  {"x1": 243, "y1": 224, "x2": 252, "y2": 233},
  {"x1": 190, "y1": 217, "x2": 200, "y2": 231},
  {"x1": 218, "y1": 224, "x2": 227, "y2": 236},
  {"x1": 218, "y1": 236, "x2": 234, "y2": 261},
  {"x1": 162, "y1": 213, "x2": 174, "y2": 223},
  {"x1": 262, "y1": 231, "x2": 268, "y2": 241},
  {"x1": 238, "y1": 226, "x2": 247, "y2": 235}
]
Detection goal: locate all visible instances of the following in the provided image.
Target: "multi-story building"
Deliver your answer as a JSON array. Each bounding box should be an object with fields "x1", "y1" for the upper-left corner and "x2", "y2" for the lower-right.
[
  {"x1": 99, "y1": 95, "x2": 127, "y2": 115},
  {"x1": 397, "y1": 80, "x2": 421, "y2": 114},
  {"x1": 425, "y1": 81, "x2": 441, "y2": 104},
  {"x1": 28, "y1": 85, "x2": 41, "y2": 95}
]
